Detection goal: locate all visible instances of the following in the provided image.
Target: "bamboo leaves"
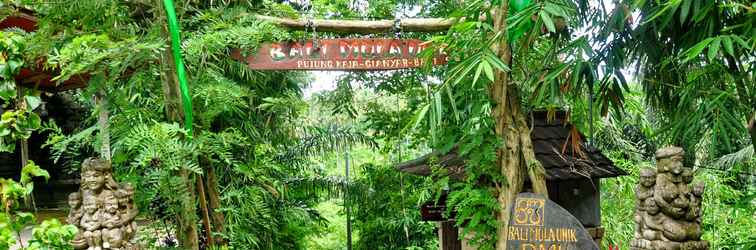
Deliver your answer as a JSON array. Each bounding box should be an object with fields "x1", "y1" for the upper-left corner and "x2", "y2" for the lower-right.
[{"x1": 540, "y1": 11, "x2": 556, "y2": 33}]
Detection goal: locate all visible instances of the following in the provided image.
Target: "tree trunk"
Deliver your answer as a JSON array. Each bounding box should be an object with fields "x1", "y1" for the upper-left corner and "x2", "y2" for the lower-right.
[
  {"x1": 95, "y1": 90, "x2": 111, "y2": 161},
  {"x1": 16, "y1": 85, "x2": 35, "y2": 211},
  {"x1": 16, "y1": 86, "x2": 28, "y2": 168},
  {"x1": 490, "y1": 2, "x2": 549, "y2": 250},
  {"x1": 196, "y1": 175, "x2": 214, "y2": 247},
  {"x1": 158, "y1": 7, "x2": 200, "y2": 247},
  {"x1": 205, "y1": 164, "x2": 226, "y2": 245}
]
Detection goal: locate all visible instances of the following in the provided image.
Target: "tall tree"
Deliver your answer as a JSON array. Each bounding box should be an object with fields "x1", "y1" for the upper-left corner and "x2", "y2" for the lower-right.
[{"x1": 410, "y1": 0, "x2": 628, "y2": 248}]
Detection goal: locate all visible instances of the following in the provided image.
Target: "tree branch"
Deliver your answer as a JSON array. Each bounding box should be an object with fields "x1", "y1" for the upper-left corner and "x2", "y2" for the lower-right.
[{"x1": 254, "y1": 15, "x2": 456, "y2": 34}]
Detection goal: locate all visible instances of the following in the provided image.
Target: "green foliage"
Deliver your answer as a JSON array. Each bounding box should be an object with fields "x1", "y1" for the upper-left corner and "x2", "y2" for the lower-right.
[
  {"x1": 216, "y1": 143, "x2": 328, "y2": 250},
  {"x1": 304, "y1": 201, "x2": 351, "y2": 250},
  {"x1": 117, "y1": 122, "x2": 201, "y2": 173},
  {"x1": 0, "y1": 161, "x2": 60, "y2": 250},
  {"x1": 402, "y1": 0, "x2": 640, "y2": 245},
  {"x1": 0, "y1": 31, "x2": 24, "y2": 100},
  {"x1": 26, "y1": 219, "x2": 78, "y2": 250},
  {"x1": 41, "y1": 123, "x2": 96, "y2": 172},
  {"x1": 1, "y1": 161, "x2": 47, "y2": 206},
  {"x1": 9, "y1": 1, "x2": 753, "y2": 250},
  {"x1": 0, "y1": 109, "x2": 41, "y2": 152},
  {"x1": 0, "y1": 31, "x2": 41, "y2": 152},
  {"x1": 0, "y1": 217, "x2": 14, "y2": 249},
  {"x1": 595, "y1": 84, "x2": 756, "y2": 249},
  {"x1": 616, "y1": 0, "x2": 754, "y2": 159},
  {"x1": 27, "y1": 2, "x2": 346, "y2": 248},
  {"x1": 351, "y1": 163, "x2": 437, "y2": 250},
  {"x1": 601, "y1": 155, "x2": 756, "y2": 249},
  {"x1": 113, "y1": 122, "x2": 201, "y2": 226}
]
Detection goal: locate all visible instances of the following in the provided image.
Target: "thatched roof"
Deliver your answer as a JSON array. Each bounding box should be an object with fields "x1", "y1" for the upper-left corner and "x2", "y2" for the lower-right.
[{"x1": 396, "y1": 111, "x2": 627, "y2": 181}]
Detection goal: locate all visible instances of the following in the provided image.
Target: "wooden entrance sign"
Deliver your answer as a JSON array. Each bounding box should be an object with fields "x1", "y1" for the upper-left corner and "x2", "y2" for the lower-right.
[
  {"x1": 506, "y1": 193, "x2": 598, "y2": 250},
  {"x1": 231, "y1": 38, "x2": 447, "y2": 71}
]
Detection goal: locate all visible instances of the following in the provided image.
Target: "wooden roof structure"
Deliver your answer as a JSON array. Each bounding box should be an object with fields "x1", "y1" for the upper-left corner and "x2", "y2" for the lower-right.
[
  {"x1": 396, "y1": 111, "x2": 627, "y2": 181},
  {"x1": 1, "y1": 8, "x2": 89, "y2": 92}
]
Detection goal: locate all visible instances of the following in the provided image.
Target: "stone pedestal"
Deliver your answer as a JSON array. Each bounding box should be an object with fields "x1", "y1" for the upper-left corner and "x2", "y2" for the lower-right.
[
  {"x1": 66, "y1": 158, "x2": 138, "y2": 250},
  {"x1": 631, "y1": 147, "x2": 708, "y2": 250}
]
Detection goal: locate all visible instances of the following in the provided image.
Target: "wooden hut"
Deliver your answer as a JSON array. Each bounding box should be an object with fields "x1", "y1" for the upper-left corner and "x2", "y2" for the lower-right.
[{"x1": 396, "y1": 111, "x2": 627, "y2": 249}]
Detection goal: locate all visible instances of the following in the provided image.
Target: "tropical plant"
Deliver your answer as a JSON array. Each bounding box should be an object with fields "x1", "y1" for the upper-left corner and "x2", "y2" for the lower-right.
[
  {"x1": 351, "y1": 163, "x2": 437, "y2": 250},
  {"x1": 0, "y1": 31, "x2": 42, "y2": 152},
  {"x1": 610, "y1": 0, "x2": 754, "y2": 160},
  {"x1": 26, "y1": 219, "x2": 79, "y2": 250},
  {"x1": 0, "y1": 161, "x2": 77, "y2": 250}
]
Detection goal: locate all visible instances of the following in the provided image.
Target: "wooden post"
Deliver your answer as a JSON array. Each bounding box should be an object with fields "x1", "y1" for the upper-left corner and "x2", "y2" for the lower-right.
[
  {"x1": 345, "y1": 150, "x2": 353, "y2": 250},
  {"x1": 438, "y1": 221, "x2": 462, "y2": 250}
]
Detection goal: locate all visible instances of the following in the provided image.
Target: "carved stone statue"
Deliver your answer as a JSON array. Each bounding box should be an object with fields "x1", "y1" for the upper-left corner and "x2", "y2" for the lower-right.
[
  {"x1": 67, "y1": 158, "x2": 138, "y2": 250},
  {"x1": 634, "y1": 168, "x2": 656, "y2": 238},
  {"x1": 631, "y1": 147, "x2": 709, "y2": 250}
]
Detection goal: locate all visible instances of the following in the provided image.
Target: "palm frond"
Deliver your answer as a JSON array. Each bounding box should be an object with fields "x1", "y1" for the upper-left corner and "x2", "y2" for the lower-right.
[
  {"x1": 713, "y1": 145, "x2": 755, "y2": 171},
  {"x1": 284, "y1": 175, "x2": 372, "y2": 204},
  {"x1": 276, "y1": 124, "x2": 378, "y2": 164}
]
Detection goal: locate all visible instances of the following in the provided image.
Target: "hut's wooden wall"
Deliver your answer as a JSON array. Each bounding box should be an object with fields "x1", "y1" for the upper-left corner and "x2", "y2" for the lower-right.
[{"x1": 546, "y1": 178, "x2": 601, "y2": 227}]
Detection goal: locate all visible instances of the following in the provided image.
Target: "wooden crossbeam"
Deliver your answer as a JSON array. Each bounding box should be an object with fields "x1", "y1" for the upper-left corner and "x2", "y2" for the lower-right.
[{"x1": 255, "y1": 15, "x2": 456, "y2": 34}]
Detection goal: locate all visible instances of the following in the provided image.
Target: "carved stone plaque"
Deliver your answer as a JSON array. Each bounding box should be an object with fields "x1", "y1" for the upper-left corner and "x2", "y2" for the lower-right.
[{"x1": 505, "y1": 193, "x2": 598, "y2": 250}]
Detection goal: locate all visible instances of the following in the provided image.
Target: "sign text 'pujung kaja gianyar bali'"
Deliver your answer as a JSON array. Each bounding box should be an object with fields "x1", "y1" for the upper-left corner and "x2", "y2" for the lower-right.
[{"x1": 232, "y1": 38, "x2": 447, "y2": 71}]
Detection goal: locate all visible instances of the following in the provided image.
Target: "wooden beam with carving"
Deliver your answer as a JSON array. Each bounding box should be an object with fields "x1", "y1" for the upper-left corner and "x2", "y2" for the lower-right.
[{"x1": 254, "y1": 15, "x2": 457, "y2": 34}]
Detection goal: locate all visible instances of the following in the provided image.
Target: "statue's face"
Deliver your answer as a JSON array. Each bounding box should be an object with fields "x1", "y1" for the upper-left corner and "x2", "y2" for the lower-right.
[
  {"x1": 663, "y1": 155, "x2": 684, "y2": 174},
  {"x1": 83, "y1": 199, "x2": 98, "y2": 214},
  {"x1": 645, "y1": 199, "x2": 660, "y2": 215},
  {"x1": 658, "y1": 156, "x2": 684, "y2": 183},
  {"x1": 104, "y1": 198, "x2": 118, "y2": 213},
  {"x1": 69, "y1": 197, "x2": 81, "y2": 208},
  {"x1": 640, "y1": 172, "x2": 656, "y2": 187},
  {"x1": 82, "y1": 170, "x2": 105, "y2": 191},
  {"x1": 692, "y1": 183, "x2": 705, "y2": 197}
]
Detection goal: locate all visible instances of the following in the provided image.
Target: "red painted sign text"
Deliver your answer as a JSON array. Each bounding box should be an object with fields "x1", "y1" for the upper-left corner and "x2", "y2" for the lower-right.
[{"x1": 231, "y1": 38, "x2": 447, "y2": 71}]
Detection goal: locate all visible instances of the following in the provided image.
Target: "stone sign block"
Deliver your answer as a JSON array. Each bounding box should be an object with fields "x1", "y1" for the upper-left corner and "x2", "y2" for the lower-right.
[{"x1": 505, "y1": 192, "x2": 599, "y2": 250}]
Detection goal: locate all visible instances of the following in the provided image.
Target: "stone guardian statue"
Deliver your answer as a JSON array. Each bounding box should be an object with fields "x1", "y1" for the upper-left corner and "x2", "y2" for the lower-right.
[
  {"x1": 630, "y1": 147, "x2": 709, "y2": 250},
  {"x1": 67, "y1": 158, "x2": 138, "y2": 250}
]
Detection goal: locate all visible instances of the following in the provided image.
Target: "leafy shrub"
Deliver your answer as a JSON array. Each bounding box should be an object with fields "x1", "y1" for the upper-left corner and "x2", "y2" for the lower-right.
[{"x1": 26, "y1": 219, "x2": 78, "y2": 250}]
